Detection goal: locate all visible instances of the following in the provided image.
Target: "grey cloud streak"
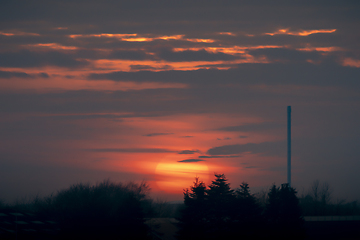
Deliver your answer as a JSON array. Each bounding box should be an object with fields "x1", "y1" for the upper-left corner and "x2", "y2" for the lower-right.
[
  {"x1": 0, "y1": 70, "x2": 33, "y2": 79},
  {"x1": 88, "y1": 62, "x2": 360, "y2": 88},
  {"x1": 156, "y1": 49, "x2": 241, "y2": 62},
  {"x1": 177, "y1": 159, "x2": 205, "y2": 163},
  {"x1": 143, "y1": 133, "x2": 174, "y2": 137},
  {"x1": 0, "y1": 50, "x2": 89, "y2": 68},
  {"x1": 88, "y1": 148, "x2": 177, "y2": 153},
  {"x1": 207, "y1": 141, "x2": 286, "y2": 157},
  {"x1": 218, "y1": 122, "x2": 284, "y2": 132},
  {"x1": 178, "y1": 150, "x2": 200, "y2": 154}
]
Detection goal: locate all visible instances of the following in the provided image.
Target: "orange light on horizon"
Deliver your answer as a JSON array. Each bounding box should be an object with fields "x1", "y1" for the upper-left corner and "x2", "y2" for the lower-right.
[{"x1": 155, "y1": 161, "x2": 210, "y2": 193}]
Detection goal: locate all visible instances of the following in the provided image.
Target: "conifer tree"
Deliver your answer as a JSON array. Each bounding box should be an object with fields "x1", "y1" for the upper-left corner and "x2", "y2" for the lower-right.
[
  {"x1": 234, "y1": 182, "x2": 264, "y2": 238},
  {"x1": 206, "y1": 174, "x2": 236, "y2": 239},
  {"x1": 264, "y1": 184, "x2": 305, "y2": 240},
  {"x1": 177, "y1": 177, "x2": 208, "y2": 240}
]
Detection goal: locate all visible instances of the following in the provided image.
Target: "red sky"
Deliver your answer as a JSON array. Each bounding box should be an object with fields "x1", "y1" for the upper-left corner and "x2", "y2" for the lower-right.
[{"x1": 1, "y1": 0, "x2": 360, "y2": 202}]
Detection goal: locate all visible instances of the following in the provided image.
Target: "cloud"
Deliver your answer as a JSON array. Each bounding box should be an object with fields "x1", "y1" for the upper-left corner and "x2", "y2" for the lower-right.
[
  {"x1": 108, "y1": 50, "x2": 153, "y2": 60},
  {"x1": 178, "y1": 150, "x2": 200, "y2": 154},
  {"x1": 0, "y1": 70, "x2": 33, "y2": 79},
  {"x1": 206, "y1": 141, "x2": 286, "y2": 157},
  {"x1": 264, "y1": 28, "x2": 336, "y2": 36},
  {"x1": 130, "y1": 65, "x2": 173, "y2": 71},
  {"x1": 38, "y1": 72, "x2": 49, "y2": 78},
  {"x1": 198, "y1": 155, "x2": 240, "y2": 158},
  {"x1": 143, "y1": 133, "x2": 174, "y2": 137},
  {"x1": 1, "y1": 1, "x2": 357, "y2": 33},
  {"x1": 248, "y1": 48, "x2": 322, "y2": 62},
  {"x1": 45, "y1": 113, "x2": 125, "y2": 120},
  {"x1": 0, "y1": 50, "x2": 89, "y2": 68},
  {"x1": 88, "y1": 148, "x2": 176, "y2": 153},
  {"x1": 177, "y1": 159, "x2": 205, "y2": 163},
  {"x1": 244, "y1": 166, "x2": 258, "y2": 169},
  {"x1": 88, "y1": 62, "x2": 360, "y2": 88},
  {"x1": 218, "y1": 122, "x2": 283, "y2": 132},
  {"x1": 157, "y1": 48, "x2": 239, "y2": 62}
]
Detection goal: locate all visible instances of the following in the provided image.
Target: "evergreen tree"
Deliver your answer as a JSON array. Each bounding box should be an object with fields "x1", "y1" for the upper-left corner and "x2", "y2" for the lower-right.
[
  {"x1": 264, "y1": 184, "x2": 305, "y2": 240},
  {"x1": 234, "y1": 182, "x2": 264, "y2": 238},
  {"x1": 177, "y1": 174, "x2": 269, "y2": 240},
  {"x1": 206, "y1": 174, "x2": 236, "y2": 239},
  {"x1": 176, "y1": 177, "x2": 208, "y2": 240}
]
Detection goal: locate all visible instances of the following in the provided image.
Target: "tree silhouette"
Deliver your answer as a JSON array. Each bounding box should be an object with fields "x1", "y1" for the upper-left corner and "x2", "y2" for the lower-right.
[
  {"x1": 264, "y1": 184, "x2": 305, "y2": 240},
  {"x1": 178, "y1": 174, "x2": 264, "y2": 240},
  {"x1": 234, "y1": 182, "x2": 264, "y2": 238},
  {"x1": 176, "y1": 177, "x2": 208, "y2": 240},
  {"x1": 206, "y1": 174, "x2": 236, "y2": 239},
  {"x1": 34, "y1": 180, "x2": 151, "y2": 240},
  {"x1": 178, "y1": 175, "x2": 306, "y2": 240},
  {"x1": 305, "y1": 180, "x2": 333, "y2": 215}
]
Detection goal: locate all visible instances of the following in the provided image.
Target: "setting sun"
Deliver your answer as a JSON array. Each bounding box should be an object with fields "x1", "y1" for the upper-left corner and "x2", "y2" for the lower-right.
[{"x1": 155, "y1": 161, "x2": 210, "y2": 193}]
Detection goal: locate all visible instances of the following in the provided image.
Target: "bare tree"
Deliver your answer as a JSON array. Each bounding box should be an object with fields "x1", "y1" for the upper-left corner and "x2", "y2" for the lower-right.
[
  {"x1": 308, "y1": 180, "x2": 332, "y2": 215},
  {"x1": 319, "y1": 182, "x2": 332, "y2": 206},
  {"x1": 309, "y1": 180, "x2": 320, "y2": 202}
]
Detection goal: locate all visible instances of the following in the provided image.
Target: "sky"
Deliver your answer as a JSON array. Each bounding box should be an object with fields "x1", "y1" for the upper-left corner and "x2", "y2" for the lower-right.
[{"x1": 1, "y1": 0, "x2": 360, "y2": 203}]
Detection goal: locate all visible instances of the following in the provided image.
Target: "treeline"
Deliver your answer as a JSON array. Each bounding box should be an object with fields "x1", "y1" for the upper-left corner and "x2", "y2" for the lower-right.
[
  {"x1": 1, "y1": 180, "x2": 153, "y2": 240},
  {"x1": 298, "y1": 180, "x2": 360, "y2": 216},
  {"x1": 176, "y1": 174, "x2": 304, "y2": 240},
  {"x1": 1, "y1": 176, "x2": 359, "y2": 239}
]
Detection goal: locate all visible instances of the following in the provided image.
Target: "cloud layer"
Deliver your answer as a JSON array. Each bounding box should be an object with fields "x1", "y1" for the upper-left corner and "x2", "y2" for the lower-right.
[{"x1": 0, "y1": 0, "x2": 360, "y2": 202}]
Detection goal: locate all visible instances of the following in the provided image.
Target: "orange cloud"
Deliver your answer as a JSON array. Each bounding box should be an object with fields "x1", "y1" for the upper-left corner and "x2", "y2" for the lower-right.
[
  {"x1": 173, "y1": 45, "x2": 284, "y2": 55},
  {"x1": 92, "y1": 55, "x2": 268, "y2": 72},
  {"x1": 342, "y1": 58, "x2": 360, "y2": 68},
  {"x1": 68, "y1": 33, "x2": 215, "y2": 43},
  {"x1": 156, "y1": 35, "x2": 184, "y2": 40},
  {"x1": 265, "y1": 28, "x2": 336, "y2": 36},
  {"x1": 0, "y1": 67, "x2": 187, "y2": 92},
  {"x1": 69, "y1": 33, "x2": 137, "y2": 39},
  {"x1": 121, "y1": 37, "x2": 154, "y2": 42},
  {"x1": 297, "y1": 46, "x2": 342, "y2": 52},
  {"x1": 185, "y1": 38, "x2": 215, "y2": 43},
  {"x1": 0, "y1": 31, "x2": 40, "y2": 36},
  {"x1": 25, "y1": 43, "x2": 78, "y2": 50},
  {"x1": 218, "y1": 32, "x2": 236, "y2": 36}
]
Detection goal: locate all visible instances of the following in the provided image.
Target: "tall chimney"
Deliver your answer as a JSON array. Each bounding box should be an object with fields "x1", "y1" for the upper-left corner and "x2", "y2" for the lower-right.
[{"x1": 287, "y1": 106, "x2": 291, "y2": 187}]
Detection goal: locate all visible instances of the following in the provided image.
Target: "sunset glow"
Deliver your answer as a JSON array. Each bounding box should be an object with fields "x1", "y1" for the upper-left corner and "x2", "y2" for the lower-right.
[
  {"x1": 155, "y1": 162, "x2": 210, "y2": 193},
  {"x1": 1, "y1": 1, "x2": 360, "y2": 203}
]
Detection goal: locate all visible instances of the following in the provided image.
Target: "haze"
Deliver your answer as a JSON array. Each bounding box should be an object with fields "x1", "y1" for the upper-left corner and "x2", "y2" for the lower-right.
[{"x1": 0, "y1": 0, "x2": 359, "y2": 203}]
